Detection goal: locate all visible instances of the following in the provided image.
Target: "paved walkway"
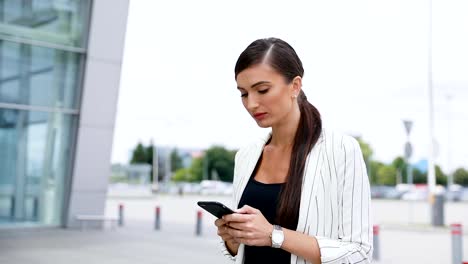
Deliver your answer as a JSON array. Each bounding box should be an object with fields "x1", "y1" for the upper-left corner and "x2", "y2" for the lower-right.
[
  {"x1": 1, "y1": 195, "x2": 468, "y2": 264},
  {"x1": 0, "y1": 221, "x2": 231, "y2": 264}
]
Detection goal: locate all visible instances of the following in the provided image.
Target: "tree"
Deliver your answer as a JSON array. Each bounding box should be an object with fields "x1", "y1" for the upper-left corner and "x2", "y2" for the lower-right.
[
  {"x1": 454, "y1": 168, "x2": 468, "y2": 186},
  {"x1": 189, "y1": 157, "x2": 204, "y2": 182},
  {"x1": 369, "y1": 161, "x2": 384, "y2": 185},
  {"x1": 355, "y1": 137, "x2": 373, "y2": 179},
  {"x1": 170, "y1": 148, "x2": 184, "y2": 172},
  {"x1": 376, "y1": 165, "x2": 397, "y2": 185},
  {"x1": 435, "y1": 165, "x2": 447, "y2": 185},
  {"x1": 204, "y1": 146, "x2": 236, "y2": 182},
  {"x1": 146, "y1": 143, "x2": 154, "y2": 182},
  {"x1": 355, "y1": 137, "x2": 373, "y2": 163},
  {"x1": 391, "y1": 156, "x2": 408, "y2": 183},
  {"x1": 172, "y1": 168, "x2": 190, "y2": 182},
  {"x1": 130, "y1": 143, "x2": 147, "y2": 164},
  {"x1": 412, "y1": 167, "x2": 426, "y2": 184},
  {"x1": 410, "y1": 165, "x2": 447, "y2": 185},
  {"x1": 130, "y1": 142, "x2": 156, "y2": 182},
  {"x1": 173, "y1": 157, "x2": 204, "y2": 182}
]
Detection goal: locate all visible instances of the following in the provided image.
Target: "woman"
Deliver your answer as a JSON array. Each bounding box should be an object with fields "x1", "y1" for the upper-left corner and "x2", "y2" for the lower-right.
[{"x1": 215, "y1": 38, "x2": 373, "y2": 264}]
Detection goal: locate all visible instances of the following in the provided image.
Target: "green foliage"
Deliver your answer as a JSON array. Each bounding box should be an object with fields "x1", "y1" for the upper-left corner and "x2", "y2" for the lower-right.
[
  {"x1": 130, "y1": 143, "x2": 147, "y2": 164},
  {"x1": 189, "y1": 157, "x2": 204, "y2": 182},
  {"x1": 204, "y1": 146, "x2": 236, "y2": 182},
  {"x1": 454, "y1": 168, "x2": 468, "y2": 186},
  {"x1": 170, "y1": 148, "x2": 184, "y2": 172},
  {"x1": 435, "y1": 165, "x2": 447, "y2": 185},
  {"x1": 391, "y1": 156, "x2": 408, "y2": 183},
  {"x1": 130, "y1": 142, "x2": 155, "y2": 181},
  {"x1": 412, "y1": 168, "x2": 426, "y2": 184},
  {"x1": 129, "y1": 138, "x2": 468, "y2": 187},
  {"x1": 355, "y1": 137, "x2": 373, "y2": 163},
  {"x1": 369, "y1": 161, "x2": 384, "y2": 185},
  {"x1": 376, "y1": 165, "x2": 397, "y2": 185},
  {"x1": 173, "y1": 168, "x2": 194, "y2": 182}
]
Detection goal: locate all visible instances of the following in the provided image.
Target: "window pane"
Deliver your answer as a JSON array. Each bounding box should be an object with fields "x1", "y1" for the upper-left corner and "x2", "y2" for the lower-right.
[
  {"x1": 0, "y1": 108, "x2": 77, "y2": 226},
  {"x1": 0, "y1": 40, "x2": 82, "y2": 110},
  {"x1": 0, "y1": 0, "x2": 92, "y2": 48}
]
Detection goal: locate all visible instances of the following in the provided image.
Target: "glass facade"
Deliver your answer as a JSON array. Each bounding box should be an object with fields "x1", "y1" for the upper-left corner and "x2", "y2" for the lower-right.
[
  {"x1": 0, "y1": 0, "x2": 91, "y2": 48},
  {"x1": 0, "y1": 0, "x2": 91, "y2": 227}
]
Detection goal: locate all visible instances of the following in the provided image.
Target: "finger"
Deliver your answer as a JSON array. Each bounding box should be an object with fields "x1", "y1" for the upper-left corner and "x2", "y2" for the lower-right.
[
  {"x1": 227, "y1": 221, "x2": 249, "y2": 230},
  {"x1": 217, "y1": 225, "x2": 228, "y2": 234},
  {"x1": 236, "y1": 205, "x2": 259, "y2": 214},
  {"x1": 227, "y1": 228, "x2": 247, "y2": 239},
  {"x1": 214, "y1": 218, "x2": 226, "y2": 227},
  {"x1": 221, "y1": 233, "x2": 234, "y2": 241},
  {"x1": 223, "y1": 213, "x2": 251, "y2": 223}
]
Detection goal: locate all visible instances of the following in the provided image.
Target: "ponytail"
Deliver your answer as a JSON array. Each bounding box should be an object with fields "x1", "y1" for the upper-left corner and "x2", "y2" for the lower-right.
[{"x1": 276, "y1": 90, "x2": 322, "y2": 229}]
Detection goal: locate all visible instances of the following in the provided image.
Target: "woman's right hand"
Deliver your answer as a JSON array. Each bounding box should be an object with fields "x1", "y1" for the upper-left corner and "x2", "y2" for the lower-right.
[{"x1": 215, "y1": 217, "x2": 240, "y2": 255}]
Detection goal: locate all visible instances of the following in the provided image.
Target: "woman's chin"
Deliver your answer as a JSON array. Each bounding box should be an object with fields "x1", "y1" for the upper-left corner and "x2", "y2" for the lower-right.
[{"x1": 255, "y1": 120, "x2": 272, "y2": 128}]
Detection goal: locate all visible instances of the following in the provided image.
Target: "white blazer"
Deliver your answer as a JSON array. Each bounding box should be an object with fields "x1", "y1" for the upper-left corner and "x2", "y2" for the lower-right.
[{"x1": 220, "y1": 129, "x2": 373, "y2": 264}]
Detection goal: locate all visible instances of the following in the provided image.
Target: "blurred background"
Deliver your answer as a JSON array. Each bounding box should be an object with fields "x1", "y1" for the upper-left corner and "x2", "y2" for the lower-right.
[{"x1": 0, "y1": 0, "x2": 467, "y2": 263}]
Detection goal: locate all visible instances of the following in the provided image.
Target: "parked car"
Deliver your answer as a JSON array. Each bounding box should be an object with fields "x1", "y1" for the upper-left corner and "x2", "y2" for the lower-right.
[
  {"x1": 458, "y1": 188, "x2": 468, "y2": 202},
  {"x1": 371, "y1": 185, "x2": 392, "y2": 199},
  {"x1": 200, "y1": 180, "x2": 233, "y2": 195},
  {"x1": 401, "y1": 184, "x2": 429, "y2": 201},
  {"x1": 445, "y1": 184, "x2": 464, "y2": 201}
]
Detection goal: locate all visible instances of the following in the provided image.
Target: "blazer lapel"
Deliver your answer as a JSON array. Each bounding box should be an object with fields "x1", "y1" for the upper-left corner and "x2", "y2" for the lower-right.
[{"x1": 235, "y1": 132, "x2": 272, "y2": 208}]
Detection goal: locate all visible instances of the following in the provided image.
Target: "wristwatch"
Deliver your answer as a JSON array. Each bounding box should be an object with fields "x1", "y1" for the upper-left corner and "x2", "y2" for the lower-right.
[{"x1": 270, "y1": 225, "x2": 284, "y2": 248}]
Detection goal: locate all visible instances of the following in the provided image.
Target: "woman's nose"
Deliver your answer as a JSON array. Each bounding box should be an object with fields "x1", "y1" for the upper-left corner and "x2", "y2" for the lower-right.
[{"x1": 246, "y1": 95, "x2": 259, "y2": 111}]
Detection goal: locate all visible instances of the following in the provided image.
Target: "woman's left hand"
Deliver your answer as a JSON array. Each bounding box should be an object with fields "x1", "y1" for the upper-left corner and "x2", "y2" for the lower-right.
[{"x1": 223, "y1": 205, "x2": 274, "y2": 247}]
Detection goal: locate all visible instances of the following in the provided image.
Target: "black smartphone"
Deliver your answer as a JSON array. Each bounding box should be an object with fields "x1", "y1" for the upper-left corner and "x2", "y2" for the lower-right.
[{"x1": 197, "y1": 201, "x2": 235, "y2": 218}]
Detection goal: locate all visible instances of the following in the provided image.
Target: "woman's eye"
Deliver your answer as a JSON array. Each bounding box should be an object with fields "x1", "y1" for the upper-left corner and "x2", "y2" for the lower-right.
[
  {"x1": 258, "y1": 89, "x2": 269, "y2": 94},
  {"x1": 241, "y1": 93, "x2": 248, "y2": 98}
]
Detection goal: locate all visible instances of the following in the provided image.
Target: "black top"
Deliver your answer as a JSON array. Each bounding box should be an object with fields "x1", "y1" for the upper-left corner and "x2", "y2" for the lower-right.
[{"x1": 237, "y1": 155, "x2": 292, "y2": 264}]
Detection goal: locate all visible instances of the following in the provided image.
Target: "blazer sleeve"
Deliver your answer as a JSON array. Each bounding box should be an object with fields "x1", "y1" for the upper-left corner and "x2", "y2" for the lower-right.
[
  {"x1": 219, "y1": 150, "x2": 241, "y2": 262},
  {"x1": 315, "y1": 135, "x2": 373, "y2": 264}
]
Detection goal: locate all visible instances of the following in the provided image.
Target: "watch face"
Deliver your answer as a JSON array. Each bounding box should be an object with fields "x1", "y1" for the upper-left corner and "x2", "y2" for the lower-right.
[{"x1": 272, "y1": 232, "x2": 282, "y2": 243}]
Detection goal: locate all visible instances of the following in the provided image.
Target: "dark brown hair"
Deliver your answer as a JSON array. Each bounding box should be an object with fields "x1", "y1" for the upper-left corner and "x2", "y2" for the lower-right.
[{"x1": 234, "y1": 38, "x2": 322, "y2": 230}]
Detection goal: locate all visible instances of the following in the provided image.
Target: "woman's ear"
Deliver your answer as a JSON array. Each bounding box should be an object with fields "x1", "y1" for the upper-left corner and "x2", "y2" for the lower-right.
[{"x1": 290, "y1": 76, "x2": 302, "y2": 98}]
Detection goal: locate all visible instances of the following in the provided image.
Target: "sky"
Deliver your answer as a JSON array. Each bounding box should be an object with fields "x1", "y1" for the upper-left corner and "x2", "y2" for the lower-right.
[{"x1": 111, "y1": 0, "x2": 468, "y2": 173}]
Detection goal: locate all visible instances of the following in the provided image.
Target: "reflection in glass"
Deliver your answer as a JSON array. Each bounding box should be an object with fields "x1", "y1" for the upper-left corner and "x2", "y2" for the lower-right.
[
  {"x1": 0, "y1": 0, "x2": 92, "y2": 48},
  {"x1": 0, "y1": 40, "x2": 82, "y2": 109},
  {"x1": 0, "y1": 108, "x2": 77, "y2": 225}
]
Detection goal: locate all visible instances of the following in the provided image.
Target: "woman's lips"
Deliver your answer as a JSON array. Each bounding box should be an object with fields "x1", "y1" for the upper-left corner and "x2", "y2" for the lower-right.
[{"x1": 253, "y1": 113, "x2": 267, "y2": 120}]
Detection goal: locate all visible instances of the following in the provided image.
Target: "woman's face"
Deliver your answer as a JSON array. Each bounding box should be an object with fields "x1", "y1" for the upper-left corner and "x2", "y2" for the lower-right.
[{"x1": 236, "y1": 63, "x2": 300, "y2": 128}]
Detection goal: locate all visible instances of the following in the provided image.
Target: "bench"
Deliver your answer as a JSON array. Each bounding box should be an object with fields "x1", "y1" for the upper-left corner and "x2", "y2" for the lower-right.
[{"x1": 75, "y1": 215, "x2": 119, "y2": 230}]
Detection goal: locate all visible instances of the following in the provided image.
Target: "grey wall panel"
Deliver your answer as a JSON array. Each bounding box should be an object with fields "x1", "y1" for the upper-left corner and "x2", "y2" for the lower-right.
[
  {"x1": 79, "y1": 60, "x2": 122, "y2": 128},
  {"x1": 70, "y1": 126, "x2": 114, "y2": 192},
  {"x1": 66, "y1": 191, "x2": 107, "y2": 228},
  {"x1": 66, "y1": 0, "x2": 129, "y2": 228},
  {"x1": 87, "y1": 0, "x2": 130, "y2": 63}
]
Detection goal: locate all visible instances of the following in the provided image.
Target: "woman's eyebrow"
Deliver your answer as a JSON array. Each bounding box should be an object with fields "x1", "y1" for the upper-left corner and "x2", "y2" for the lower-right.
[{"x1": 237, "y1": 81, "x2": 271, "y2": 90}]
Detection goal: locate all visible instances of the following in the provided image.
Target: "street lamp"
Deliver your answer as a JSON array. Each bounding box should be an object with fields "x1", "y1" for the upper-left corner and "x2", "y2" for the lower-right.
[{"x1": 427, "y1": 0, "x2": 444, "y2": 227}]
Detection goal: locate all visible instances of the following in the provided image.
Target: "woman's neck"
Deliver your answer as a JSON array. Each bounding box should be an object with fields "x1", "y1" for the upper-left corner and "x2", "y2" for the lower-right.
[{"x1": 269, "y1": 104, "x2": 301, "y2": 149}]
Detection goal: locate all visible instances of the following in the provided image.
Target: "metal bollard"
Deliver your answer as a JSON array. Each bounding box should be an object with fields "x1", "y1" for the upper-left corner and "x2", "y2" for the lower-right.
[
  {"x1": 431, "y1": 194, "x2": 445, "y2": 226},
  {"x1": 196, "y1": 210, "x2": 202, "y2": 236},
  {"x1": 118, "y1": 204, "x2": 124, "y2": 226},
  {"x1": 154, "y1": 206, "x2": 161, "y2": 230},
  {"x1": 10, "y1": 196, "x2": 15, "y2": 219},
  {"x1": 373, "y1": 225, "x2": 380, "y2": 261},
  {"x1": 32, "y1": 197, "x2": 39, "y2": 220},
  {"x1": 451, "y1": 223, "x2": 463, "y2": 264}
]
